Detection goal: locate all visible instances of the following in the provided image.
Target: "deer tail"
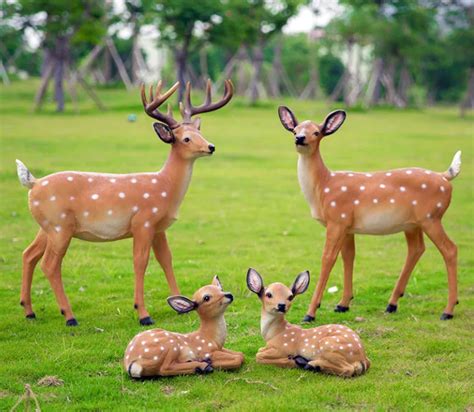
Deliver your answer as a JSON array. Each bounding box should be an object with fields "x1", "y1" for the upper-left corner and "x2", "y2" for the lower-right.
[
  {"x1": 16, "y1": 159, "x2": 36, "y2": 189},
  {"x1": 442, "y1": 150, "x2": 462, "y2": 181}
]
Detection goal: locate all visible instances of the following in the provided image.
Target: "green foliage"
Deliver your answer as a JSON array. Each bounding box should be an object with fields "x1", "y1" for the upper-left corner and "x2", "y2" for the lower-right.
[
  {"x1": 318, "y1": 54, "x2": 345, "y2": 97},
  {"x1": 0, "y1": 80, "x2": 473, "y2": 410}
]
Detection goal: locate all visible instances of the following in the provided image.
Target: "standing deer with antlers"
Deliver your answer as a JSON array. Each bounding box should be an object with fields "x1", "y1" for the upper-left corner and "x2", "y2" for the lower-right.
[
  {"x1": 278, "y1": 106, "x2": 461, "y2": 322},
  {"x1": 16, "y1": 79, "x2": 233, "y2": 326}
]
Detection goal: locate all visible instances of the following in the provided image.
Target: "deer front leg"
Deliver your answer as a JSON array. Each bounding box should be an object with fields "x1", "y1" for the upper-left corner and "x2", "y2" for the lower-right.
[
  {"x1": 386, "y1": 228, "x2": 425, "y2": 313},
  {"x1": 304, "y1": 224, "x2": 346, "y2": 322},
  {"x1": 335, "y1": 233, "x2": 355, "y2": 312},
  {"x1": 152, "y1": 232, "x2": 180, "y2": 295},
  {"x1": 256, "y1": 346, "x2": 296, "y2": 368},
  {"x1": 132, "y1": 229, "x2": 154, "y2": 325},
  {"x1": 209, "y1": 350, "x2": 244, "y2": 370}
]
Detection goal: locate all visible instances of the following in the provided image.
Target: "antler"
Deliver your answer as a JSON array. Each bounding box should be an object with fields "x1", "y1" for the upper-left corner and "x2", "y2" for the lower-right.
[
  {"x1": 141, "y1": 81, "x2": 180, "y2": 129},
  {"x1": 179, "y1": 79, "x2": 234, "y2": 123}
]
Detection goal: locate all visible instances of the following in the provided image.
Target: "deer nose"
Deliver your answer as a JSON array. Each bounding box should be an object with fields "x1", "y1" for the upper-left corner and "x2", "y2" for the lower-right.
[
  {"x1": 224, "y1": 293, "x2": 233, "y2": 303},
  {"x1": 277, "y1": 303, "x2": 286, "y2": 312},
  {"x1": 208, "y1": 144, "x2": 215, "y2": 153},
  {"x1": 295, "y1": 135, "x2": 306, "y2": 145}
]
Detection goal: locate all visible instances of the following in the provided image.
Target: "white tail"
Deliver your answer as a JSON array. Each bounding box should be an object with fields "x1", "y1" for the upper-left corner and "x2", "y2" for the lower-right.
[
  {"x1": 16, "y1": 159, "x2": 36, "y2": 189},
  {"x1": 443, "y1": 150, "x2": 462, "y2": 181}
]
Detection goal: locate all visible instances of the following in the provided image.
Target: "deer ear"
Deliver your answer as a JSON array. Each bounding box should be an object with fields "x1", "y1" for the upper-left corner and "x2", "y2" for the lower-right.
[
  {"x1": 153, "y1": 122, "x2": 175, "y2": 144},
  {"x1": 212, "y1": 275, "x2": 223, "y2": 291},
  {"x1": 278, "y1": 106, "x2": 298, "y2": 131},
  {"x1": 192, "y1": 117, "x2": 201, "y2": 130},
  {"x1": 247, "y1": 268, "x2": 264, "y2": 296},
  {"x1": 291, "y1": 270, "x2": 310, "y2": 296},
  {"x1": 321, "y1": 110, "x2": 346, "y2": 136},
  {"x1": 167, "y1": 296, "x2": 197, "y2": 314}
]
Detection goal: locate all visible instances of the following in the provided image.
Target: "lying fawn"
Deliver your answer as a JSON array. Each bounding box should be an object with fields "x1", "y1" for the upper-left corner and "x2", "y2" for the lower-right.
[
  {"x1": 124, "y1": 276, "x2": 244, "y2": 378},
  {"x1": 16, "y1": 80, "x2": 233, "y2": 326},
  {"x1": 278, "y1": 106, "x2": 461, "y2": 321},
  {"x1": 247, "y1": 268, "x2": 370, "y2": 377}
]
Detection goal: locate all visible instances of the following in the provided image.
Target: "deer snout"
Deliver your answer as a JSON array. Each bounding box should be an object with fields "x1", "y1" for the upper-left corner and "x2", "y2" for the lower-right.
[
  {"x1": 224, "y1": 293, "x2": 233, "y2": 303},
  {"x1": 277, "y1": 303, "x2": 286, "y2": 313},
  {"x1": 295, "y1": 135, "x2": 306, "y2": 146},
  {"x1": 208, "y1": 144, "x2": 215, "y2": 153}
]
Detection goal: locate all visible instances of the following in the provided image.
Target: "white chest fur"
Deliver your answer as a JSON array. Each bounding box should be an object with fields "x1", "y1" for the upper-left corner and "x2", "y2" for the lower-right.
[{"x1": 297, "y1": 156, "x2": 320, "y2": 219}]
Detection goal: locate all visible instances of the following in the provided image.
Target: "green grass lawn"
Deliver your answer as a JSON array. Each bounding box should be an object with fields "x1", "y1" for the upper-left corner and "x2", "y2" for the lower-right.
[{"x1": 0, "y1": 80, "x2": 473, "y2": 411}]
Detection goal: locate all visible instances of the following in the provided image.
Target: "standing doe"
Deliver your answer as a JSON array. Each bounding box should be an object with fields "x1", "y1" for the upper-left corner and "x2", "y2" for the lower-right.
[
  {"x1": 124, "y1": 276, "x2": 244, "y2": 378},
  {"x1": 247, "y1": 268, "x2": 370, "y2": 377},
  {"x1": 16, "y1": 79, "x2": 233, "y2": 326},
  {"x1": 278, "y1": 106, "x2": 461, "y2": 321}
]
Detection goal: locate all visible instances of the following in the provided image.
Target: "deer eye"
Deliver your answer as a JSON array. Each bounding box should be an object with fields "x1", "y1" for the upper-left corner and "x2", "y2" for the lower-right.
[
  {"x1": 314, "y1": 131, "x2": 320, "y2": 136},
  {"x1": 265, "y1": 292, "x2": 273, "y2": 299},
  {"x1": 203, "y1": 295, "x2": 211, "y2": 302},
  {"x1": 288, "y1": 295, "x2": 294, "y2": 301},
  {"x1": 183, "y1": 137, "x2": 191, "y2": 143}
]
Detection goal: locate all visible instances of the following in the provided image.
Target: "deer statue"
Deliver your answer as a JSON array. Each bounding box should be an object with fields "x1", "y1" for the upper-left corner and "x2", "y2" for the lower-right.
[
  {"x1": 246, "y1": 268, "x2": 370, "y2": 377},
  {"x1": 277, "y1": 106, "x2": 461, "y2": 322},
  {"x1": 15, "y1": 79, "x2": 234, "y2": 326},
  {"x1": 124, "y1": 276, "x2": 244, "y2": 378}
]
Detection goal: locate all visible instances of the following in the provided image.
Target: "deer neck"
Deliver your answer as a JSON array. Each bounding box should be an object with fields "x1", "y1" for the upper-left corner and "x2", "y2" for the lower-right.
[
  {"x1": 159, "y1": 149, "x2": 195, "y2": 208},
  {"x1": 261, "y1": 311, "x2": 289, "y2": 342},
  {"x1": 197, "y1": 314, "x2": 227, "y2": 349}
]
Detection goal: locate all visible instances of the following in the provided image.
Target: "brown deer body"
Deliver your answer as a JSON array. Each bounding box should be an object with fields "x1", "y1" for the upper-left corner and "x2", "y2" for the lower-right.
[
  {"x1": 124, "y1": 276, "x2": 244, "y2": 378},
  {"x1": 278, "y1": 106, "x2": 461, "y2": 322},
  {"x1": 16, "y1": 80, "x2": 233, "y2": 326},
  {"x1": 247, "y1": 269, "x2": 370, "y2": 377}
]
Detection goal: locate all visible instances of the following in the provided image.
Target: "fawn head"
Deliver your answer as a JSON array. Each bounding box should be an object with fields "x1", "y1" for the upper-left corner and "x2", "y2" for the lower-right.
[
  {"x1": 278, "y1": 106, "x2": 346, "y2": 155},
  {"x1": 141, "y1": 80, "x2": 234, "y2": 160},
  {"x1": 246, "y1": 268, "x2": 310, "y2": 316},
  {"x1": 167, "y1": 276, "x2": 234, "y2": 319}
]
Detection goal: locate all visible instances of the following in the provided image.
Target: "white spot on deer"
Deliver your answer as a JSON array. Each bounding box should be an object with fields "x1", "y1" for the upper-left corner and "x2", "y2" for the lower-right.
[
  {"x1": 154, "y1": 338, "x2": 159, "y2": 342},
  {"x1": 54, "y1": 225, "x2": 61, "y2": 233},
  {"x1": 360, "y1": 185, "x2": 365, "y2": 191},
  {"x1": 41, "y1": 180, "x2": 49, "y2": 186},
  {"x1": 69, "y1": 196, "x2": 75, "y2": 201},
  {"x1": 348, "y1": 173, "x2": 354, "y2": 177},
  {"x1": 67, "y1": 176, "x2": 73, "y2": 182},
  {"x1": 284, "y1": 343, "x2": 288, "y2": 346},
  {"x1": 379, "y1": 184, "x2": 386, "y2": 189},
  {"x1": 173, "y1": 347, "x2": 177, "y2": 351},
  {"x1": 426, "y1": 213, "x2": 431, "y2": 218},
  {"x1": 390, "y1": 198, "x2": 395, "y2": 204},
  {"x1": 354, "y1": 199, "x2": 360, "y2": 205},
  {"x1": 132, "y1": 206, "x2": 139, "y2": 212},
  {"x1": 373, "y1": 198, "x2": 378, "y2": 204},
  {"x1": 365, "y1": 173, "x2": 372, "y2": 177},
  {"x1": 141, "y1": 341, "x2": 146, "y2": 345},
  {"x1": 208, "y1": 342, "x2": 212, "y2": 347},
  {"x1": 153, "y1": 356, "x2": 158, "y2": 361},
  {"x1": 341, "y1": 186, "x2": 347, "y2": 192},
  {"x1": 331, "y1": 172, "x2": 336, "y2": 177},
  {"x1": 339, "y1": 346, "x2": 344, "y2": 350},
  {"x1": 341, "y1": 213, "x2": 346, "y2": 219},
  {"x1": 152, "y1": 207, "x2": 158, "y2": 214},
  {"x1": 144, "y1": 348, "x2": 149, "y2": 353},
  {"x1": 131, "y1": 178, "x2": 137, "y2": 184},
  {"x1": 406, "y1": 170, "x2": 412, "y2": 175},
  {"x1": 421, "y1": 183, "x2": 427, "y2": 189},
  {"x1": 126, "y1": 355, "x2": 129, "y2": 360},
  {"x1": 109, "y1": 178, "x2": 116, "y2": 183},
  {"x1": 437, "y1": 202, "x2": 442, "y2": 208},
  {"x1": 385, "y1": 172, "x2": 392, "y2": 176},
  {"x1": 291, "y1": 338, "x2": 295, "y2": 342},
  {"x1": 88, "y1": 178, "x2": 93, "y2": 182},
  {"x1": 440, "y1": 186, "x2": 445, "y2": 192},
  {"x1": 33, "y1": 200, "x2": 40, "y2": 206},
  {"x1": 330, "y1": 201, "x2": 336, "y2": 207},
  {"x1": 144, "y1": 221, "x2": 150, "y2": 228},
  {"x1": 151, "y1": 178, "x2": 157, "y2": 184},
  {"x1": 424, "y1": 170, "x2": 432, "y2": 175},
  {"x1": 400, "y1": 186, "x2": 406, "y2": 192},
  {"x1": 50, "y1": 195, "x2": 56, "y2": 201},
  {"x1": 197, "y1": 346, "x2": 202, "y2": 351},
  {"x1": 324, "y1": 187, "x2": 330, "y2": 193},
  {"x1": 107, "y1": 209, "x2": 113, "y2": 216},
  {"x1": 348, "y1": 343, "x2": 353, "y2": 347},
  {"x1": 60, "y1": 213, "x2": 66, "y2": 219},
  {"x1": 170, "y1": 339, "x2": 174, "y2": 343},
  {"x1": 412, "y1": 200, "x2": 417, "y2": 205},
  {"x1": 91, "y1": 194, "x2": 99, "y2": 200},
  {"x1": 119, "y1": 192, "x2": 125, "y2": 198},
  {"x1": 161, "y1": 192, "x2": 167, "y2": 198},
  {"x1": 160, "y1": 346, "x2": 165, "y2": 351},
  {"x1": 83, "y1": 211, "x2": 89, "y2": 217},
  {"x1": 143, "y1": 193, "x2": 150, "y2": 199}
]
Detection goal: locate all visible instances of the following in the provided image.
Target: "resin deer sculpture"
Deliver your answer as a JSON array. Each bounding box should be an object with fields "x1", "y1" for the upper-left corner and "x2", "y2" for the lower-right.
[
  {"x1": 124, "y1": 276, "x2": 244, "y2": 378},
  {"x1": 246, "y1": 268, "x2": 370, "y2": 377},
  {"x1": 16, "y1": 79, "x2": 234, "y2": 326},
  {"x1": 278, "y1": 106, "x2": 461, "y2": 322}
]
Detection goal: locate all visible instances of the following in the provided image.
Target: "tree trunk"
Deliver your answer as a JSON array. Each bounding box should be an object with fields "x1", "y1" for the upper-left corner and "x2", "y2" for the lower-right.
[
  {"x1": 460, "y1": 68, "x2": 474, "y2": 117},
  {"x1": 53, "y1": 36, "x2": 69, "y2": 112},
  {"x1": 269, "y1": 36, "x2": 282, "y2": 98},
  {"x1": 365, "y1": 58, "x2": 384, "y2": 106},
  {"x1": 397, "y1": 62, "x2": 411, "y2": 107},
  {"x1": 199, "y1": 46, "x2": 209, "y2": 87},
  {"x1": 106, "y1": 38, "x2": 132, "y2": 90},
  {"x1": 249, "y1": 37, "x2": 265, "y2": 104},
  {"x1": 236, "y1": 46, "x2": 248, "y2": 95}
]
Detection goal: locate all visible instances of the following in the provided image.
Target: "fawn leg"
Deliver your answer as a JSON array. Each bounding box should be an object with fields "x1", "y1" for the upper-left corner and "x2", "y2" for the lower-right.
[
  {"x1": 152, "y1": 232, "x2": 180, "y2": 295},
  {"x1": 40, "y1": 232, "x2": 76, "y2": 325},
  {"x1": 421, "y1": 220, "x2": 458, "y2": 319},
  {"x1": 304, "y1": 224, "x2": 346, "y2": 322},
  {"x1": 209, "y1": 350, "x2": 244, "y2": 370},
  {"x1": 335, "y1": 233, "x2": 355, "y2": 312},
  {"x1": 21, "y1": 229, "x2": 47, "y2": 318},
  {"x1": 386, "y1": 227, "x2": 425, "y2": 313},
  {"x1": 256, "y1": 346, "x2": 295, "y2": 368}
]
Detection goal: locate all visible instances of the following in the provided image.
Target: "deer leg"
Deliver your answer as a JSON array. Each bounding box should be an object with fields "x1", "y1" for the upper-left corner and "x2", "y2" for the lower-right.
[
  {"x1": 209, "y1": 350, "x2": 244, "y2": 370},
  {"x1": 21, "y1": 229, "x2": 47, "y2": 318},
  {"x1": 304, "y1": 224, "x2": 346, "y2": 322},
  {"x1": 157, "y1": 349, "x2": 211, "y2": 376},
  {"x1": 152, "y1": 232, "x2": 180, "y2": 295},
  {"x1": 335, "y1": 233, "x2": 355, "y2": 312},
  {"x1": 256, "y1": 346, "x2": 295, "y2": 368},
  {"x1": 386, "y1": 227, "x2": 425, "y2": 313},
  {"x1": 421, "y1": 220, "x2": 458, "y2": 319},
  {"x1": 40, "y1": 233, "x2": 76, "y2": 326},
  {"x1": 132, "y1": 229, "x2": 155, "y2": 325}
]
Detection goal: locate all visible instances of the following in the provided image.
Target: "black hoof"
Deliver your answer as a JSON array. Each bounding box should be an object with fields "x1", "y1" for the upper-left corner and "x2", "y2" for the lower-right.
[
  {"x1": 25, "y1": 313, "x2": 36, "y2": 319},
  {"x1": 196, "y1": 364, "x2": 213, "y2": 374},
  {"x1": 293, "y1": 355, "x2": 309, "y2": 368},
  {"x1": 400, "y1": 293, "x2": 404, "y2": 298},
  {"x1": 302, "y1": 315, "x2": 315, "y2": 323},
  {"x1": 66, "y1": 318, "x2": 78, "y2": 326},
  {"x1": 385, "y1": 303, "x2": 397, "y2": 313},
  {"x1": 304, "y1": 364, "x2": 321, "y2": 372},
  {"x1": 440, "y1": 312, "x2": 453, "y2": 320},
  {"x1": 334, "y1": 305, "x2": 350, "y2": 313},
  {"x1": 139, "y1": 316, "x2": 155, "y2": 326}
]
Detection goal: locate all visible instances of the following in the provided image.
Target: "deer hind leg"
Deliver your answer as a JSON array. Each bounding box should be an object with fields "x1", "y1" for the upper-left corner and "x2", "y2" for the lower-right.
[
  {"x1": 304, "y1": 224, "x2": 346, "y2": 322},
  {"x1": 40, "y1": 232, "x2": 76, "y2": 326},
  {"x1": 132, "y1": 229, "x2": 155, "y2": 325},
  {"x1": 386, "y1": 227, "x2": 425, "y2": 314},
  {"x1": 256, "y1": 346, "x2": 295, "y2": 368},
  {"x1": 307, "y1": 351, "x2": 368, "y2": 378},
  {"x1": 152, "y1": 232, "x2": 180, "y2": 295},
  {"x1": 210, "y1": 350, "x2": 244, "y2": 370},
  {"x1": 335, "y1": 234, "x2": 355, "y2": 312},
  {"x1": 21, "y1": 229, "x2": 47, "y2": 318},
  {"x1": 421, "y1": 220, "x2": 458, "y2": 319}
]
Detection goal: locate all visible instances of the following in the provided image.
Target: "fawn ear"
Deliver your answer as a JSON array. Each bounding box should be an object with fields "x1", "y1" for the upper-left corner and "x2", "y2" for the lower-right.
[
  {"x1": 212, "y1": 275, "x2": 223, "y2": 291},
  {"x1": 167, "y1": 296, "x2": 197, "y2": 314},
  {"x1": 153, "y1": 122, "x2": 175, "y2": 144},
  {"x1": 247, "y1": 268, "x2": 264, "y2": 296},
  {"x1": 291, "y1": 270, "x2": 310, "y2": 296},
  {"x1": 320, "y1": 110, "x2": 346, "y2": 136},
  {"x1": 192, "y1": 117, "x2": 201, "y2": 130},
  {"x1": 278, "y1": 106, "x2": 298, "y2": 132}
]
